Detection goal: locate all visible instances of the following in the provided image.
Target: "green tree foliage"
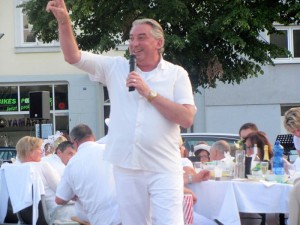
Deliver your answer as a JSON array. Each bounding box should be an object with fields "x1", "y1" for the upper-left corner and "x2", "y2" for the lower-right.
[{"x1": 20, "y1": 0, "x2": 300, "y2": 91}]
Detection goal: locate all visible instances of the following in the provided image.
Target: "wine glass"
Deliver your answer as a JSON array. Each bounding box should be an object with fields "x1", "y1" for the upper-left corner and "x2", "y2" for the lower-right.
[
  {"x1": 260, "y1": 161, "x2": 269, "y2": 179},
  {"x1": 287, "y1": 164, "x2": 296, "y2": 177}
]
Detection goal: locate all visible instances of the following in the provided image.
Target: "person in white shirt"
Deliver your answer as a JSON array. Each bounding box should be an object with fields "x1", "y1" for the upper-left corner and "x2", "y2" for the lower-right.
[
  {"x1": 180, "y1": 137, "x2": 193, "y2": 168},
  {"x1": 194, "y1": 143, "x2": 211, "y2": 163},
  {"x1": 42, "y1": 141, "x2": 76, "y2": 177},
  {"x1": 15, "y1": 136, "x2": 75, "y2": 221},
  {"x1": 289, "y1": 177, "x2": 300, "y2": 225},
  {"x1": 209, "y1": 140, "x2": 230, "y2": 161},
  {"x1": 44, "y1": 135, "x2": 68, "y2": 157},
  {"x1": 46, "y1": 1, "x2": 196, "y2": 224},
  {"x1": 284, "y1": 107, "x2": 300, "y2": 170},
  {"x1": 42, "y1": 140, "x2": 87, "y2": 223},
  {"x1": 55, "y1": 124, "x2": 121, "y2": 225}
]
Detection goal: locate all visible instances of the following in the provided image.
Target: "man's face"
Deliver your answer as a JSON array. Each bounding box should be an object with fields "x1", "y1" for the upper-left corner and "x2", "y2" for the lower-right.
[
  {"x1": 57, "y1": 146, "x2": 76, "y2": 165},
  {"x1": 240, "y1": 128, "x2": 255, "y2": 140},
  {"x1": 129, "y1": 23, "x2": 162, "y2": 65},
  {"x1": 245, "y1": 139, "x2": 254, "y2": 156}
]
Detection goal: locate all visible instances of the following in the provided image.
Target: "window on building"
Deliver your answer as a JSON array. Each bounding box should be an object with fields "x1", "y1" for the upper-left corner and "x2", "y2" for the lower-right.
[
  {"x1": 0, "y1": 87, "x2": 18, "y2": 112},
  {"x1": 270, "y1": 26, "x2": 300, "y2": 63},
  {"x1": 0, "y1": 83, "x2": 69, "y2": 146},
  {"x1": 15, "y1": 0, "x2": 60, "y2": 53}
]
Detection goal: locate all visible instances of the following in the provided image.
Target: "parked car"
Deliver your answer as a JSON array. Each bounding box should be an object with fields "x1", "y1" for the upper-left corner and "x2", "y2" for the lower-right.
[
  {"x1": 0, "y1": 147, "x2": 17, "y2": 165},
  {"x1": 181, "y1": 133, "x2": 298, "y2": 163},
  {"x1": 181, "y1": 133, "x2": 240, "y2": 160},
  {"x1": 181, "y1": 133, "x2": 240, "y2": 150}
]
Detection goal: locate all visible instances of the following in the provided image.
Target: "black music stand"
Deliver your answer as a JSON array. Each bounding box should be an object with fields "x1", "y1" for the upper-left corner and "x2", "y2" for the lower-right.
[{"x1": 275, "y1": 134, "x2": 295, "y2": 161}]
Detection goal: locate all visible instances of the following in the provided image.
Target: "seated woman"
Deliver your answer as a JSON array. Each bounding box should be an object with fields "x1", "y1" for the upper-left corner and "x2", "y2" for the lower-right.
[
  {"x1": 179, "y1": 137, "x2": 193, "y2": 168},
  {"x1": 244, "y1": 131, "x2": 290, "y2": 173},
  {"x1": 16, "y1": 136, "x2": 75, "y2": 222},
  {"x1": 194, "y1": 143, "x2": 211, "y2": 163}
]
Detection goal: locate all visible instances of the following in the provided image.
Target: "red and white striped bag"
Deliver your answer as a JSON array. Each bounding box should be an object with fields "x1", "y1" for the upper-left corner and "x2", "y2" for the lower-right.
[{"x1": 183, "y1": 194, "x2": 194, "y2": 225}]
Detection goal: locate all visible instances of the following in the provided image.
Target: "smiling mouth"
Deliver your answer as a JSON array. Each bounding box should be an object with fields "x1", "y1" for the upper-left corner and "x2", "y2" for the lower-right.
[{"x1": 133, "y1": 49, "x2": 142, "y2": 54}]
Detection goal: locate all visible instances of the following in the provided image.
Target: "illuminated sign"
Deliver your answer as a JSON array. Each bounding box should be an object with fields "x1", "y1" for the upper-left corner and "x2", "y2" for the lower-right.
[
  {"x1": 0, "y1": 97, "x2": 53, "y2": 112},
  {"x1": 0, "y1": 96, "x2": 18, "y2": 112}
]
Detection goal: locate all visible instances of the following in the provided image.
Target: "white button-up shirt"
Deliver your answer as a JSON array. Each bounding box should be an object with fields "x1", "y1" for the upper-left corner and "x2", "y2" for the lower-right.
[
  {"x1": 42, "y1": 154, "x2": 65, "y2": 177},
  {"x1": 74, "y1": 51, "x2": 195, "y2": 173},
  {"x1": 56, "y1": 142, "x2": 121, "y2": 225}
]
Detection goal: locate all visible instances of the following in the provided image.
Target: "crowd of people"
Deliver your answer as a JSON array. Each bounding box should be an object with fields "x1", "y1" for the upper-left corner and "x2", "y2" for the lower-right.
[
  {"x1": 2, "y1": 0, "x2": 300, "y2": 224},
  {"x1": 5, "y1": 114, "x2": 300, "y2": 225}
]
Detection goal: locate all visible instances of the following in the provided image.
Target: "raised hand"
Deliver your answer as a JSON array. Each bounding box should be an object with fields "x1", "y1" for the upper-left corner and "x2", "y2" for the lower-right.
[{"x1": 46, "y1": 0, "x2": 69, "y2": 23}]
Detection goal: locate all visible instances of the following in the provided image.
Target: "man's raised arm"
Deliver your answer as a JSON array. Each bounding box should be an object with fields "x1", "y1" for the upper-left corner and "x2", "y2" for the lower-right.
[{"x1": 46, "y1": 0, "x2": 81, "y2": 64}]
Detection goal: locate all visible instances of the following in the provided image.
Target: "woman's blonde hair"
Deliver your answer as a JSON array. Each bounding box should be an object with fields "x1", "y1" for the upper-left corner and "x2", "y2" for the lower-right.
[
  {"x1": 16, "y1": 136, "x2": 43, "y2": 162},
  {"x1": 53, "y1": 136, "x2": 68, "y2": 150},
  {"x1": 284, "y1": 107, "x2": 300, "y2": 133}
]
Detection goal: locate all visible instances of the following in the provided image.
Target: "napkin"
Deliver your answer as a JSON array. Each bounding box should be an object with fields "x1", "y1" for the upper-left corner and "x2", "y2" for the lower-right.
[
  {"x1": 221, "y1": 152, "x2": 235, "y2": 171},
  {"x1": 260, "y1": 180, "x2": 276, "y2": 187}
]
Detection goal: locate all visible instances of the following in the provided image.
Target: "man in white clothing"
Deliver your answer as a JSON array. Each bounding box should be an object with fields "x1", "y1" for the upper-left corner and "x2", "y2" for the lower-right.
[
  {"x1": 55, "y1": 124, "x2": 121, "y2": 225},
  {"x1": 42, "y1": 141, "x2": 76, "y2": 177},
  {"x1": 47, "y1": 1, "x2": 196, "y2": 224}
]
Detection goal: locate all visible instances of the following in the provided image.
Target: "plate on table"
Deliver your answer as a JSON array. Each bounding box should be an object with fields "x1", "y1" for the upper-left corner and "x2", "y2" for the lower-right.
[{"x1": 265, "y1": 174, "x2": 289, "y2": 183}]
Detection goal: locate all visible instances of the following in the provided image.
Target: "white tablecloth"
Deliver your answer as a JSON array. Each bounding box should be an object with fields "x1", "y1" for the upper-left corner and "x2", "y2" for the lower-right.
[{"x1": 189, "y1": 179, "x2": 293, "y2": 225}]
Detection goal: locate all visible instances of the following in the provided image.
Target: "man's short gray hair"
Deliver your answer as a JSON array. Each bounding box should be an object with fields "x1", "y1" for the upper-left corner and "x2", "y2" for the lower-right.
[
  {"x1": 211, "y1": 140, "x2": 231, "y2": 154},
  {"x1": 132, "y1": 18, "x2": 165, "y2": 54}
]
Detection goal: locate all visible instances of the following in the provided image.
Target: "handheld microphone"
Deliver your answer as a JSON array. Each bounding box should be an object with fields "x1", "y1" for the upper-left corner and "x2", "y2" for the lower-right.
[{"x1": 128, "y1": 55, "x2": 136, "y2": 92}]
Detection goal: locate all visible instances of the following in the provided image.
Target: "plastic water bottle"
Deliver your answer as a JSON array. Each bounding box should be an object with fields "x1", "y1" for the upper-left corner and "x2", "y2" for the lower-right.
[{"x1": 272, "y1": 140, "x2": 284, "y2": 175}]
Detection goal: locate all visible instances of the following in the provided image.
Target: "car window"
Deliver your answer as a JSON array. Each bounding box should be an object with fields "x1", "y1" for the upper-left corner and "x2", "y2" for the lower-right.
[
  {"x1": 181, "y1": 133, "x2": 240, "y2": 157},
  {"x1": 0, "y1": 147, "x2": 17, "y2": 163}
]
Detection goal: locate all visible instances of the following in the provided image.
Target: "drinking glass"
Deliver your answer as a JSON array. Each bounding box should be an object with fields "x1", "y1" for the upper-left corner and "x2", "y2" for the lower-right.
[
  {"x1": 234, "y1": 150, "x2": 245, "y2": 179},
  {"x1": 214, "y1": 166, "x2": 223, "y2": 181},
  {"x1": 287, "y1": 164, "x2": 296, "y2": 177},
  {"x1": 260, "y1": 161, "x2": 269, "y2": 179}
]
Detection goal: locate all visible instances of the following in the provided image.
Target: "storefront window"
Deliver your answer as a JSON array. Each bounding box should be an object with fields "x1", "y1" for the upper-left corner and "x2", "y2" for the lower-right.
[
  {"x1": 54, "y1": 84, "x2": 68, "y2": 110},
  {"x1": 20, "y1": 85, "x2": 52, "y2": 112},
  {"x1": 0, "y1": 83, "x2": 69, "y2": 146},
  {"x1": 0, "y1": 86, "x2": 18, "y2": 112}
]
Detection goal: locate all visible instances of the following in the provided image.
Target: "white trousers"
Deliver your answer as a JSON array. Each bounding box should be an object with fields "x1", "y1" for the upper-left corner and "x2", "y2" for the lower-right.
[
  {"x1": 289, "y1": 178, "x2": 300, "y2": 225},
  {"x1": 114, "y1": 166, "x2": 184, "y2": 225}
]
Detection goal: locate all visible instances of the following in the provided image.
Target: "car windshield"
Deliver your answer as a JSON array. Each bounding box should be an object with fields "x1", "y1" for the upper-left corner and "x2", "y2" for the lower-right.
[
  {"x1": 181, "y1": 133, "x2": 240, "y2": 157},
  {"x1": 0, "y1": 147, "x2": 17, "y2": 164}
]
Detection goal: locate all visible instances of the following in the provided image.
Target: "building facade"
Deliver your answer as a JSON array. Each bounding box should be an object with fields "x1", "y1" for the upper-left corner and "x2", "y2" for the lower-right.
[
  {"x1": 0, "y1": 0, "x2": 122, "y2": 145},
  {"x1": 193, "y1": 25, "x2": 300, "y2": 143}
]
